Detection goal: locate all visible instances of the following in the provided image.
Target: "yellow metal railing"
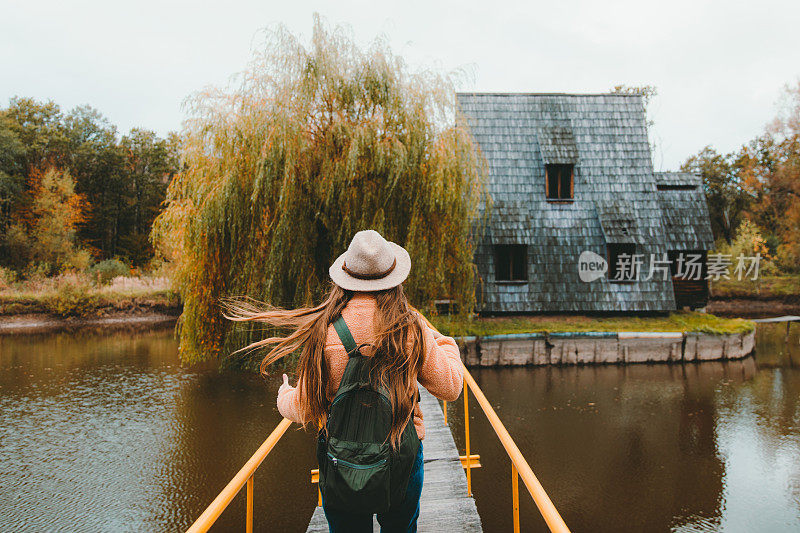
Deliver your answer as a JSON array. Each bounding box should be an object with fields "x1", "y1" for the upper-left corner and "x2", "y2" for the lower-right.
[
  {"x1": 187, "y1": 316, "x2": 569, "y2": 533},
  {"x1": 186, "y1": 418, "x2": 291, "y2": 533},
  {"x1": 458, "y1": 365, "x2": 570, "y2": 533}
]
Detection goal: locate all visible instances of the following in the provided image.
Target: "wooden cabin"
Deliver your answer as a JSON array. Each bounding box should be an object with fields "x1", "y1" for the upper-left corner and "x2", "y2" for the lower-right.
[{"x1": 457, "y1": 92, "x2": 714, "y2": 313}]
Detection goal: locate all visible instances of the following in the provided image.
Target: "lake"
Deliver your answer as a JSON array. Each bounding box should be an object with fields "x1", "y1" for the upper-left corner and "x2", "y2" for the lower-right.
[{"x1": 0, "y1": 322, "x2": 798, "y2": 532}]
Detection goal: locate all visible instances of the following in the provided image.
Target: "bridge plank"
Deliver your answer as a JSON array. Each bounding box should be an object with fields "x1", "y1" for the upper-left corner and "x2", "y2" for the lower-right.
[{"x1": 306, "y1": 386, "x2": 482, "y2": 532}]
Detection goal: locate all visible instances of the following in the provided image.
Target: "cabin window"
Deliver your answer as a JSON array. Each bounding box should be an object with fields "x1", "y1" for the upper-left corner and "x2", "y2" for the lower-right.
[
  {"x1": 607, "y1": 243, "x2": 637, "y2": 282},
  {"x1": 495, "y1": 245, "x2": 527, "y2": 281},
  {"x1": 545, "y1": 164, "x2": 574, "y2": 200}
]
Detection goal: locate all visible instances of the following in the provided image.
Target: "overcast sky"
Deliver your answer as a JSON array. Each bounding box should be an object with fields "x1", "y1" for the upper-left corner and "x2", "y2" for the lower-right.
[{"x1": 2, "y1": 0, "x2": 798, "y2": 170}]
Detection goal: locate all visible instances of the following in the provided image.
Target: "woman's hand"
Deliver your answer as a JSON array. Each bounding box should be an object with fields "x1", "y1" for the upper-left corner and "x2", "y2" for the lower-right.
[
  {"x1": 278, "y1": 373, "x2": 293, "y2": 396},
  {"x1": 410, "y1": 306, "x2": 443, "y2": 337},
  {"x1": 409, "y1": 306, "x2": 434, "y2": 329}
]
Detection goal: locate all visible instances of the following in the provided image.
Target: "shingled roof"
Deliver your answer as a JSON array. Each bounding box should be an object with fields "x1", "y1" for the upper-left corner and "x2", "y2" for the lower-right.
[
  {"x1": 458, "y1": 92, "x2": 712, "y2": 313},
  {"x1": 655, "y1": 172, "x2": 714, "y2": 250},
  {"x1": 596, "y1": 200, "x2": 641, "y2": 245},
  {"x1": 538, "y1": 126, "x2": 579, "y2": 164},
  {"x1": 655, "y1": 171, "x2": 701, "y2": 187}
]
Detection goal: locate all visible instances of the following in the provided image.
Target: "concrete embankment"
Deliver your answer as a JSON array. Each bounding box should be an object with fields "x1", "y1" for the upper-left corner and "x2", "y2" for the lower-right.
[{"x1": 457, "y1": 329, "x2": 756, "y2": 366}]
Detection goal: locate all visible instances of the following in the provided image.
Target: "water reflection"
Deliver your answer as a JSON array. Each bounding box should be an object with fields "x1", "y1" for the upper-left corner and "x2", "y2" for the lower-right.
[
  {"x1": 0, "y1": 327, "x2": 316, "y2": 532},
  {"x1": 0, "y1": 323, "x2": 799, "y2": 531},
  {"x1": 447, "y1": 324, "x2": 800, "y2": 532}
]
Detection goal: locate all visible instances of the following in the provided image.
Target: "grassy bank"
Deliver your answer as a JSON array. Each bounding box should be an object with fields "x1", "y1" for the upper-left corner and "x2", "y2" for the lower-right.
[
  {"x1": 711, "y1": 275, "x2": 800, "y2": 300},
  {"x1": 0, "y1": 273, "x2": 181, "y2": 317},
  {"x1": 430, "y1": 311, "x2": 754, "y2": 337},
  {"x1": 0, "y1": 270, "x2": 757, "y2": 335}
]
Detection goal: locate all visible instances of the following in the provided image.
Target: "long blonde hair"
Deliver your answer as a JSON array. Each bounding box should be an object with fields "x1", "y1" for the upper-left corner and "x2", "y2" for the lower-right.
[{"x1": 220, "y1": 282, "x2": 428, "y2": 447}]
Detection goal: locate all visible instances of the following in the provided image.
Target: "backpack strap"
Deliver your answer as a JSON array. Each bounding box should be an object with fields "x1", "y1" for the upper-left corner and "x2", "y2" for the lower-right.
[{"x1": 333, "y1": 316, "x2": 360, "y2": 358}]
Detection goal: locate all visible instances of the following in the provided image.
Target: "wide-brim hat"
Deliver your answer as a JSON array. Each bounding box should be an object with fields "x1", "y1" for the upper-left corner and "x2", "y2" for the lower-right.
[{"x1": 329, "y1": 230, "x2": 411, "y2": 291}]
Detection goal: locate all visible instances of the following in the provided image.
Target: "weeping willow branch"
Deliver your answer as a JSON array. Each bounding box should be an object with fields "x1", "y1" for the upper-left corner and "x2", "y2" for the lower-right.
[{"x1": 151, "y1": 15, "x2": 489, "y2": 364}]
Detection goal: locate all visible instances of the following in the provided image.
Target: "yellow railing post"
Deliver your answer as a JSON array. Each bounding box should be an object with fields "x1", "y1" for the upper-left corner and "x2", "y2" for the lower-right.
[
  {"x1": 246, "y1": 476, "x2": 254, "y2": 533},
  {"x1": 461, "y1": 366, "x2": 570, "y2": 533},
  {"x1": 512, "y1": 463, "x2": 520, "y2": 533},
  {"x1": 186, "y1": 418, "x2": 292, "y2": 533},
  {"x1": 464, "y1": 378, "x2": 472, "y2": 496}
]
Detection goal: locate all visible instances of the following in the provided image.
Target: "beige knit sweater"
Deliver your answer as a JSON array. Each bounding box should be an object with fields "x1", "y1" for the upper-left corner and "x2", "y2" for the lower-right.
[{"x1": 276, "y1": 292, "x2": 464, "y2": 440}]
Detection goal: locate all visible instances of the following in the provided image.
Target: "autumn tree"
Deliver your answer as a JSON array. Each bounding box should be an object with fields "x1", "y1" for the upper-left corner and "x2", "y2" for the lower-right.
[
  {"x1": 0, "y1": 98, "x2": 69, "y2": 237},
  {"x1": 151, "y1": 17, "x2": 488, "y2": 364},
  {"x1": 0, "y1": 98, "x2": 178, "y2": 267},
  {"x1": 681, "y1": 80, "x2": 800, "y2": 270},
  {"x1": 119, "y1": 129, "x2": 178, "y2": 264},
  {"x1": 751, "y1": 81, "x2": 800, "y2": 270},
  {"x1": 2, "y1": 97, "x2": 70, "y2": 173},
  {"x1": 3, "y1": 167, "x2": 87, "y2": 271},
  {"x1": 0, "y1": 115, "x2": 25, "y2": 231},
  {"x1": 681, "y1": 146, "x2": 750, "y2": 244}
]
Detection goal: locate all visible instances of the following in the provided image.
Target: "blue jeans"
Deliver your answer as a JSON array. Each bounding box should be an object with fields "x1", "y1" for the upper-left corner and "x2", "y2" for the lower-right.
[{"x1": 322, "y1": 442, "x2": 424, "y2": 533}]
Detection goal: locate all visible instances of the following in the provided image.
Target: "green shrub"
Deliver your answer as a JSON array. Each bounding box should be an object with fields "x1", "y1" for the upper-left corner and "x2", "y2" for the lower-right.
[
  {"x1": 43, "y1": 276, "x2": 97, "y2": 317},
  {"x1": 89, "y1": 259, "x2": 130, "y2": 285},
  {"x1": 23, "y1": 261, "x2": 57, "y2": 280},
  {"x1": 2, "y1": 224, "x2": 31, "y2": 269},
  {"x1": 0, "y1": 266, "x2": 17, "y2": 290},
  {"x1": 66, "y1": 249, "x2": 93, "y2": 272},
  {"x1": 713, "y1": 220, "x2": 779, "y2": 276},
  {"x1": 143, "y1": 256, "x2": 174, "y2": 279}
]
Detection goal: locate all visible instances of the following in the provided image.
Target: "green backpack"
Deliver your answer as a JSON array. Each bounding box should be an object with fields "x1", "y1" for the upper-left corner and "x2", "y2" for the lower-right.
[{"x1": 316, "y1": 315, "x2": 421, "y2": 514}]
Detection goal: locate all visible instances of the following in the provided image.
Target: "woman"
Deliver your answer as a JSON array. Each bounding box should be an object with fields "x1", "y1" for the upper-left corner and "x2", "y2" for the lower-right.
[{"x1": 223, "y1": 229, "x2": 464, "y2": 533}]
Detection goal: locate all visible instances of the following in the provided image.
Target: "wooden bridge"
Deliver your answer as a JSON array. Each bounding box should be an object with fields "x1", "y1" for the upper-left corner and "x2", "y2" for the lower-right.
[
  {"x1": 306, "y1": 387, "x2": 482, "y2": 532},
  {"x1": 186, "y1": 333, "x2": 570, "y2": 533}
]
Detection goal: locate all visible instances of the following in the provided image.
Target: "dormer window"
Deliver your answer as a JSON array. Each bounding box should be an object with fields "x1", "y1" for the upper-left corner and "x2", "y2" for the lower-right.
[{"x1": 546, "y1": 164, "x2": 574, "y2": 200}]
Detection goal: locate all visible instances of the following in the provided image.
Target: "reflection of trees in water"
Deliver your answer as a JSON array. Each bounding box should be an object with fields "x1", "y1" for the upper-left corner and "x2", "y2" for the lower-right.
[
  {"x1": 0, "y1": 325, "x2": 177, "y2": 367},
  {"x1": 709, "y1": 358, "x2": 800, "y2": 531},
  {"x1": 0, "y1": 329, "x2": 319, "y2": 532},
  {"x1": 0, "y1": 327, "x2": 190, "y2": 530},
  {"x1": 2, "y1": 324, "x2": 798, "y2": 531},
  {"x1": 0, "y1": 325, "x2": 179, "y2": 394},
  {"x1": 457, "y1": 359, "x2": 770, "y2": 533},
  {"x1": 754, "y1": 322, "x2": 800, "y2": 368}
]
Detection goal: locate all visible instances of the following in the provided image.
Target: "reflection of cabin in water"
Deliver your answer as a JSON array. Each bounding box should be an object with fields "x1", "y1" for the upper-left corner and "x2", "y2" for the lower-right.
[{"x1": 457, "y1": 92, "x2": 714, "y2": 313}]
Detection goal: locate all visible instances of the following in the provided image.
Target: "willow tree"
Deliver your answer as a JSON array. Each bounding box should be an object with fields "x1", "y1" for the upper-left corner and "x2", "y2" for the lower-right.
[{"x1": 152, "y1": 16, "x2": 488, "y2": 364}]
